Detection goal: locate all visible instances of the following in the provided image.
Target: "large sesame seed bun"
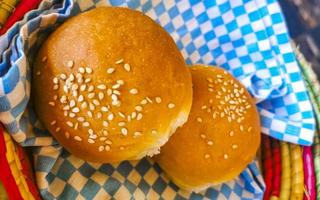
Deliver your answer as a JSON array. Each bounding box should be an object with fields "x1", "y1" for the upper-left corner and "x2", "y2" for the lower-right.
[
  {"x1": 32, "y1": 7, "x2": 192, "y2": 163},
  {"x1": 154, "y1": 65, "x2": 261, "y2": 192}
]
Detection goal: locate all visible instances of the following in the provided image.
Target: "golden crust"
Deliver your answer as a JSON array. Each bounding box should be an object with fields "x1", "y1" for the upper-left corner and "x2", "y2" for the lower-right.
[
  {"x1": 32, "y1": 7, "x2": 192, "y2": 163},
  {"x1": 155, "y1": 65, "x2": 261, "y2": 192}
]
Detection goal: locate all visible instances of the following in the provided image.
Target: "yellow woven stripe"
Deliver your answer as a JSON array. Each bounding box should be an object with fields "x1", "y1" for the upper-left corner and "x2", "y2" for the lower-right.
[{"x1": 4, "y1": 132, "x2": 35, "y2": 200}]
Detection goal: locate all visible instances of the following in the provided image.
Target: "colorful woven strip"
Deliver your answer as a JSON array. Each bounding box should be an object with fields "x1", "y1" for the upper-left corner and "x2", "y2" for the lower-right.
[
  {"x1": 295, "y1": 46, "x2": 320, "y2": 199},
  {"x1": 289, "y1": 144, "x2": 304, "y2": 200}
]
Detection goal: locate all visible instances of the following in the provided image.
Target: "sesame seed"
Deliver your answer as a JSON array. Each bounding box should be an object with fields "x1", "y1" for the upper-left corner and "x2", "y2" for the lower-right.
[
  {"x1": 93, "y1": 99, "x2": 100, "y2": 106},
  {"x1": 74, "y1": 136, "x2": 82, "y2": 141},
  {"x1": 42, "y1": 56, "x2": 47, "y2": 62},
  {"x1": 83, "y1": 122, "x2": 90, "y2": 127},
  {"x1": 88, "y1": 85, "x2": 94, "y2": 92},
  {"x1": 140, "y1": 99, "x2": 148, "y2": 105},
  {"x1": 65, "y1": 132, "x2": 70, "y2": 139},
  {"x1": 107, "y1": 68, "x2": 115, "y2": 74},
  {"x1": 101, "y1": 106, "x2": 108, "y2": 112},
  {"x1": 89, "y1": 135, "x2": 98, "y2": 140},
  {"x1": 224, "y1": 154, "x2": 229, "y2": 159},
  {"x1": 229, "y1": 131, "x2": 234, "y2": 136},
  {"x1": 107, "y1": 88, "x2": 112, "y2": 96},
  {"x1": 207, "y1": 78, "x2": 213, "y2": 83},
  {"x1": 55, "y1": 127, "x2": 61, "y2": 132},
  {"x1": 36, "y1": 71, "x2": 41, "y2": 76},
  {"x1": 71, "y1": 83, "x2": 79, "y2": 90},
  {"x1": 63, "y1": 85, "x2": 68, "y2": 93},
  {"x1": 135, "y1": 105, "x2": 143, "y2": 112},
  {"x1": 81, "y1": 102, "x2": 87, "y2": 109},
  {"x1": 53, "y1": 77, "x2": 59, "y2": 84},
  {"x1": 240, "y1": 125, "x2": 244, "y2": 131},
  {"x1": 69, "y1": 74, "x2": 75, "y2": 81},
  {"x1": 197, "y1": 117, "x2": 203, "y2": 123},
  {"x1": 99, "y1": 137, "x2": 107, "y2": 141},
  {"x1": 168, "y1": 103, "x2": 175, "y2": 109},
  {"x1": 155, "y1": 97, "x2": 162, "y2": 103},
  {"x1": 77, "y1": 117, "x2": 84, "y2": 122},
  {"x1": 98, "y1": 92, "x2": 104, "y2": 100},
  {"x1": 85, "y1": 67, "x2": 92, "y2": 74},
  {"x1": 232, "y1": 144, "x2": 238, "y2": 149},
  {"x1": 67, "y1": 60, "x2": 74, "y2": 68},
  {"x1": 53, "y1": 85, "x2": 59, "y2": 90},
  {"x1": 78, "y1": 95, "x2": 84, "y2": 102},
  {"x1": 50, "y1": 120, "x2": 56, "y2": 125},
  {"x1": 89, "y1": 102, "x2": 95, "y2": 111},
  {"x1": 108, "y1": 113, "x2": 114, "y2": 121},
  {"x1": 118, "y1": 112, "x2": 125, "y2": 118},
  {"x1": 88, "y1": 129, "x2": 94, "y2": 135},
  {"x1": 111, "y1": 94, "x2": 118, "y2": 102},
  {"x1": 118, "y1": 122, "x2": 126, "y2": 127},
  {"x1": 77, "y1": 77, "x2": 83, "y2": 83},
  {"x1": 97, "y1": 112, "x2": 102, "y2": 119},
  {"x1": 200, "y1": 134, "x2": 206, "y2": 139},
  {"x1": 246, "y1": 105, "x2": 251, "y2": 109},
  {"x1": 87, "y1": 111, "x2": 93, "y2": 118},
  {"x1": 85, "y1": 78, "x2": 91, "y2": 83},
  {"x1": 88, "y1": 93, "x2": 95, "y2": 99},
  {"x1": 131, "y1": 112, "x2": 137, "y2": 119},
  {"x1": 72, "y1": 91, "x2": 78, "y2": 97},
  {"x1": 97, "y1": 84, "x2": 106, "y2": 90},
  {"x1": 103, "y1": 121, "x2": 109, "y2": 127},
  {"x1": 69, "y1": 100, "x2": 75, "y2": 108},
  {"x1": 117, "y1": 80, "x2": 124, "y2": 85},
  {"x1": 151, "y1": 130, "x2": 157, "y2": 134},
  {"x1": 63, "y1": 111, "x2": 68, "y2": 116},
  {"x1": 137, "y1": 113, "x2": 143, "y2": 121},
  {"x1": 146, "y1": 97, "x2": 153, "y2": 103},
  {"x1": 72, "y1": 107, "x2": 79, "y2": 113},
  {"x1": 248, "y1": 127, "x2": 252, "y2": 132},
  {"x1": 113, "y1": 90, "x2": 121, "y2": 95},
  {"x1": 121, "y1": 128, "x2": 128, "y2": 136},
  {"x1": 220, "y1": 112, "x2": 225, "y2": 118},
  {"x1": 134, "y1": 132, "x2": 142, "y2": 137},
  {"x1": 124, "y1": 63, "x2": 131, "y2": 72},
  {"x1": 69, "y1": 113, "x2": 76, "y2": 118},
  {"x1": 112, "y1": 83, "x2": 121, "y2": 89},
  {"x1": 98, "y1": 146, "x2": 105, "y2": 152},
  {"x1": 88, "y1": 139, "x2": 95, "y2": 144},
  {"x1": 207, "y1": 140, "x2": 213, "y2": 146},
  {"x1": 80, "y1": 85, "x2": 86, "y2": 91},
  {"x1": 105, "y1": 145, "x2": 111, "y2": 151},
  {"x1": 105, "y1": 140, "x2": 112, "y2": 145},
  {"x1": 115, "y1": 59, "x2": 124, "y2": 64},
  {"x1": 103, "y1": 130, "x2": 108, "y2": 136},
  {"x1": 120, "y1": 146, "x2": 125, "y2": 150},
  {"x1": 79, "y1": 67, "x2": 85, "y2": 73},
  {"x1": 48, "y1": 102, "x2": 55, "y2": 106},
  {"x1": 130, "y1": 88, "x2": 138, "y2": 95},
  {"x1": 205, "y1": 154, "x2": 210, "y2": 159}
]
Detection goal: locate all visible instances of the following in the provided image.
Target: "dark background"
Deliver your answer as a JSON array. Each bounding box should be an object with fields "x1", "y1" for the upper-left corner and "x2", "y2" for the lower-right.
[{"x1": 279, "y1": 0, "x2": 320, "y2": 77}]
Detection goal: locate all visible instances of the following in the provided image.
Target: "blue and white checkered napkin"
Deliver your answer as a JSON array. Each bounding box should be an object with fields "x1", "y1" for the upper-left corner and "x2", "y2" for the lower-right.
[{"x1": 0, "y1": 0, "x2": 315, "y2": 199}]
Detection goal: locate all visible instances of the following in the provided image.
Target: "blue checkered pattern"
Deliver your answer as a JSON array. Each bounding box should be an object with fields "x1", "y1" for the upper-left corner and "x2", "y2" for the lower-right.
[{"x1": 0, "y1": 0, "x2": 316, "y2": 199}]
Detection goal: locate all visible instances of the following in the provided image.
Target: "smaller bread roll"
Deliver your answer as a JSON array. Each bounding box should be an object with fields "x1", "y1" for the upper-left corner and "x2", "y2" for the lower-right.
[{"x1": 155, "y1": 65, "x2": 261, "y2": 192}]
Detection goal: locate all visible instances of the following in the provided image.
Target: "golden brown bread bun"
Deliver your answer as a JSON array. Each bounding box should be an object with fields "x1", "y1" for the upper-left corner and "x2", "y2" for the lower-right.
[
  {"x1": 32, "y1": 7, "x2": 192, "y2": 163},
  {"x1": 155, "y1": 65, "x2": 261, "y2": 192}
]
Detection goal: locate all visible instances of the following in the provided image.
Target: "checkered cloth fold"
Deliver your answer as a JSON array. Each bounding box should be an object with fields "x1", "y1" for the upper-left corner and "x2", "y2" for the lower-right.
[{"x1": 0, "y1": 0, "x2": 315, "y2": 199}]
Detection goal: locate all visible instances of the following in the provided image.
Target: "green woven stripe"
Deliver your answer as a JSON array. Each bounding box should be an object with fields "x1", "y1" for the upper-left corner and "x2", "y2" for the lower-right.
[{"x1": 295, "y1": 46, "x2": 320, "y2": 198}]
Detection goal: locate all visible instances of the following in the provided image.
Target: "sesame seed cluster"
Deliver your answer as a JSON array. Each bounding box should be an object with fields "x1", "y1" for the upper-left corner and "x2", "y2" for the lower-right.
[
  {"x1": 195, "y1": 70, "x2": 253, "y2": 160},
  {"x1": 38, "y1": 57, "x2": 176, "y2": 153}
]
